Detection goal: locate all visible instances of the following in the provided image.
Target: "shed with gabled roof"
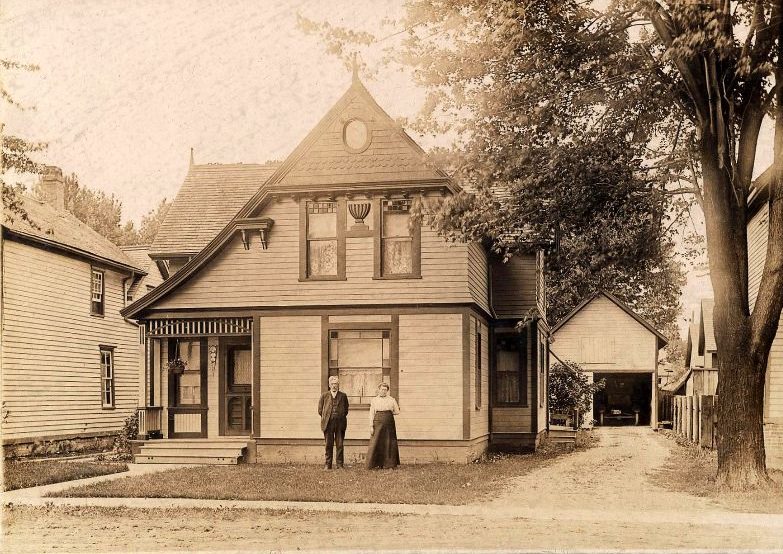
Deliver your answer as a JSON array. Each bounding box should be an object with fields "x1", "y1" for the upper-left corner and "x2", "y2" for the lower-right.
[{"x1": 551, "y1": 291, "x2": 667, "y2": 428}]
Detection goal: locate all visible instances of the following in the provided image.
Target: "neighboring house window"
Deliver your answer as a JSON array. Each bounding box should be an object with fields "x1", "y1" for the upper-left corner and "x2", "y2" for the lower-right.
[
  {"x1": 495, "y1": 333, "x2": 527, "y2": 406},
  {"x1": 100, "y1": 346, "x2": 115, "y2": 408},
  {"x1": 711, "y1": 352, "x2": 718, "y2": 368},
  {"x1": 374, "y1": 199, "x2": 421, "y2": 278},
  {"x1": 91, "y1": 268, "x2": 105, "y2": 315},
  {"x1": 328, "y1": 329, "x2": 391, "y2": 405},
  {"x1": 300, "y1": 200, "x2": 346, "y2": 280},
  {"x1": 475, "y1": 325, "x2": 482, "y2": 409}
]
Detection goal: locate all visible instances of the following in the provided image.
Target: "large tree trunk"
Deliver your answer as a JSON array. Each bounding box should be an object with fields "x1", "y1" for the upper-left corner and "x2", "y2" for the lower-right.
[
  {"x1": 701, "y1": 136, "x2": 773, "y2": 491},
  {"x1": 714, "y1": 322, "x2": 771, "y2": 490}
]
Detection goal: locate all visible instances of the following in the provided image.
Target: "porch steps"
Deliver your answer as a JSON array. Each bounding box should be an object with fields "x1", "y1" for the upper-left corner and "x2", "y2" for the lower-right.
[
  {"x1": 548, "y1": 426, "x2": 577, "y2": 445},
  {"x1": 134, "y1": 439, "x2": 253, "y2": 465}
]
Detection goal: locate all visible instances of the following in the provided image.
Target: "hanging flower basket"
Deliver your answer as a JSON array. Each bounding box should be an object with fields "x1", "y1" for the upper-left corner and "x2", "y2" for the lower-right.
[{"x1": 167, "y1": 359, "x2": 186, "y2": 375}]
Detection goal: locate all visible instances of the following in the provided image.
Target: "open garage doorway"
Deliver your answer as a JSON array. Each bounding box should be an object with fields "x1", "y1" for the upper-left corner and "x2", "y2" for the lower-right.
[{"x1": 593, "y1": 373, "x2": 652, "y2": 426}]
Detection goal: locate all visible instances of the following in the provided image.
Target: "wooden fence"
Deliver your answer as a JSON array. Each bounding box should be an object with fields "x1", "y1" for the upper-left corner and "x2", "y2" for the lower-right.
[{"x1": 671, "y1": 394, "x2": 718, "y2": 449}]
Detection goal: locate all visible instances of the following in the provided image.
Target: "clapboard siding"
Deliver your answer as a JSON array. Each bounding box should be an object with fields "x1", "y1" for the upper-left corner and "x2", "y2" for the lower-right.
[
  {"x1": 398, "y1": 313, "x2": 464, "y2": 440},
  {"x1": 748, "y1": 204, "x2": 769, "y2": 310},
  {"x1": 259, "y1": 316, "x2": 323, "y2": 439},
  {"x1": 467, "y1": 243, "x2": 491, "y2": 315},
  {"x1": 765, "y1": 322, "x2": 783, "y2": 420},
  {"x1": 470, "y1": 315, "x2": 490, "y2": 439},
  {"x1": 491, "y1": 254, "x2": 538, "y2": 319},
  {"x1": 154, "y1": 198, "x2": 473, "y2": 310},
  {"x1": 551, "y1": 295, "x2": 657, "y2": 372},
  {"x1": 746, "y1": 203, "x2": 783, "y2": 424},
  {"x1": 491, "y1": 408, "x2": 533, "y2": 432},
  {"x1": 1, "y1": 240, "x2": 139, "y2": 440}
]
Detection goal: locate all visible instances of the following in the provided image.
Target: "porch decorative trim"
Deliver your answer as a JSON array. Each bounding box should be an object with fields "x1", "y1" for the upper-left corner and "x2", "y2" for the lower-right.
[{"x1": 146, "y1": 317, "x2": 253, "y2": 337}]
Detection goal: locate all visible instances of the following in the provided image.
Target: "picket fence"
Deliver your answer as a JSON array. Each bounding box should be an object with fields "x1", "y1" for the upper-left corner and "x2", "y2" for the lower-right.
[{"x1": 670, "y1": 394, "x2": 718, "y2": 449}]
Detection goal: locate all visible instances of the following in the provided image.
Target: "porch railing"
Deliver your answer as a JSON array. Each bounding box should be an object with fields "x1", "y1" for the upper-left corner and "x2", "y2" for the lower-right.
[{"x1": 138, "y1": 406, "x2": 163, "y2": 439}]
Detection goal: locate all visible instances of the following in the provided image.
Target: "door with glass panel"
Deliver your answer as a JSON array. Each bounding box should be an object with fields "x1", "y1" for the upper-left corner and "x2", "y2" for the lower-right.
[
  {"x1": 167, "y1": 339, "x2": 208, "y2": 438},
  {"x1": 222, "y1": 345, "x2": 252, "y2": 435}
]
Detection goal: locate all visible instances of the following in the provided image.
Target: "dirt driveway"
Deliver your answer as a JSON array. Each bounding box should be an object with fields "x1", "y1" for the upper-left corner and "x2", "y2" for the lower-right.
[{"x1": 4, "y1": 428, "x2": 783, "y2": 552}]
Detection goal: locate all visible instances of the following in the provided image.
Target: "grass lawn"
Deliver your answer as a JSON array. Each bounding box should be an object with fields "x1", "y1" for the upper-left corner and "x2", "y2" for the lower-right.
[
  {"x1": 650, "y1": 431, "x2": 783, "y2": 513},
  {"x1": 2, "y1": 460, "x2": 129, "y2": 491},
  {"x1": 50, "y1": 439, "x2": 592, "y2": 504}
]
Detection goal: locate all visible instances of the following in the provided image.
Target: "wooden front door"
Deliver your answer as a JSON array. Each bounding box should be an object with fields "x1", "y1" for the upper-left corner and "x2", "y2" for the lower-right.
[
  {"x1": 168, "y1": 339, "x2": 208, "y2": 438},
  {"x1": 222, "y1": 345, "x2": 252, "y2": 436}
]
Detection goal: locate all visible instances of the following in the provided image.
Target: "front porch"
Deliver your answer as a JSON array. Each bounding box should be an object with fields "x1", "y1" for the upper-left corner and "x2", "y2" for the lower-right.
[{"x1": 136, "y1": 316, "x2": 258, "y2": 446}]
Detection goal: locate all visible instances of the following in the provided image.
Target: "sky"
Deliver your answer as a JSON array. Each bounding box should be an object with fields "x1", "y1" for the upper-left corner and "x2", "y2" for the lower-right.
[
  {"x1": 5, "y1": 0, "x2": 770, "y2": 338},
  {"x1": 1, "y1": 0, "x2": 416, "y2": 222}
]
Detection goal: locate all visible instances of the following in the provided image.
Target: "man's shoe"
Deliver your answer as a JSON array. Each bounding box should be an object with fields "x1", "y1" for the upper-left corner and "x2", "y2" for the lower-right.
[
  {"x1": 324, "y1": 464, "x2": 332, "y2": 470},
  {"x1": 336, "y1": 464, "x2": 344, "y2": 469}
]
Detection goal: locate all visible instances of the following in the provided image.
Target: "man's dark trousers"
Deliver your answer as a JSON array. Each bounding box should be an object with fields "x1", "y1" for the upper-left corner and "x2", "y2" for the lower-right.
[{"x1": 324, "y1": 416, "x2": 347, "y2": 468}]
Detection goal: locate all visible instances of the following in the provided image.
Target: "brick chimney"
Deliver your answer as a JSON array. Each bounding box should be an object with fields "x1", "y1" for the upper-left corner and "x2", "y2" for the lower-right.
[{"x1": 40, "y1": 166, "x2": 65, "y2": 211}]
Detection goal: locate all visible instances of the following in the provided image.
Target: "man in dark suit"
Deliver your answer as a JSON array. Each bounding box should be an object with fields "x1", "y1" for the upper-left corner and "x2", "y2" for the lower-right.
[{"x1": 318, "y1": 375, "x2": 349, "y2": 469}]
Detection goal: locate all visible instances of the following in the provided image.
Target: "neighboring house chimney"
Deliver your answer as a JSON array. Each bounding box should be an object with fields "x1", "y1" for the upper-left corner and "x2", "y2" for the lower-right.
[{"x1": 40, "y1": 166, "x2": 66, "y2": 211}]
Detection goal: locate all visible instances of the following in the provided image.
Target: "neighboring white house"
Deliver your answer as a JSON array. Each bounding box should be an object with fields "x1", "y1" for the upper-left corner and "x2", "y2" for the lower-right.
[
  {"x1": 1, "y1": 166, "x2": 147, "y2": 457},
  {"x1": 550, "y1": 291, "x2": 667, "y2": 428}
]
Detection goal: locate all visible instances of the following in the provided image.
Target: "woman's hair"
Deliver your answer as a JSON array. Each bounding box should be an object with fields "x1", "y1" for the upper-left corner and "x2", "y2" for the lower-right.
[{"x1": 377, "y1": 382, "x2": 390, "y2": 391}]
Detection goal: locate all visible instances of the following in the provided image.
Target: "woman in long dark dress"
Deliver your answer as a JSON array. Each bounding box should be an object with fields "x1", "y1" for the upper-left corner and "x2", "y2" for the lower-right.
[{"x1": 366, "y1": 382, "x2": 400, "y2": 469}]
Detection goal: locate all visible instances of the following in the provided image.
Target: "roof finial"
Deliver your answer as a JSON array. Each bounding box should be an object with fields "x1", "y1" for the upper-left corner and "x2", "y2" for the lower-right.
[
  {"x1": 190, "y1": 147, "x2": 194, "y2": 167},
  {"x1": 351, "y1": 52, "x2": 359, "y2": 83}
]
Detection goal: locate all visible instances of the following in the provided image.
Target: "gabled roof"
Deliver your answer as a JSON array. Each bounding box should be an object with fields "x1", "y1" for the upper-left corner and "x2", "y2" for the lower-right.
[
  {"x1": 686, "y1": 323, "x2": 704, "y2": 369},
  {"x1": 699, "y1": 298, "x2": 716, "y2": 353},
  {"x1": 662, "y1": 368, "x2": 690, "y2": 393},
  {"x1": 150, "y1": 162, "x2": 279, "y2": 257},
  {"x1": 2, "y1": 194, "x2": 145, "y2": 274},
  {"x1": 551, "y1": 290, "x2": 668, "y2": 349},
  {"x1": 122, "y1": 77, "x2": 454, "y2": 319},
  {"x1": 121, "y1": 245, "x2": 165, "y2": 299}
]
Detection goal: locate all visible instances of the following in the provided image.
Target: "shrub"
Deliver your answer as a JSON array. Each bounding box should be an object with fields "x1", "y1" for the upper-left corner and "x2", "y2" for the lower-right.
[
  {"x1": 549, "y1": 360, "x2": 605, "y2": 425},
  {"x1": 112, "y1": 409, "x2": 139, "y2": 461}
]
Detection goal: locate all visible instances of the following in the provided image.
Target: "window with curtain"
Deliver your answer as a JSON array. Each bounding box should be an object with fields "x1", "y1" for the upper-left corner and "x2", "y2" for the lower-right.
[
  {"x1": 329, "y1": 330, "x2": 391, "y2": 405},
  {"x1": 381, "y1": 199, "x2": 413, "y2": 276},
  {"x1": 475, "y1": 325, "x2": 482, "y2": 409},
  {"x1": 495, "y1": 334, "x2": 527, "y2": 405},
  {"x1": 307, "y1": 201, "x2": 338, "y2": 277}
]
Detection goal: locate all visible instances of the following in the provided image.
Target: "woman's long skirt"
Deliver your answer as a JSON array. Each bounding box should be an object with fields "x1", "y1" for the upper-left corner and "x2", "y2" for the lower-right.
[{"x1": 366, "y1": 410, "x2": 400, "y2": 469}]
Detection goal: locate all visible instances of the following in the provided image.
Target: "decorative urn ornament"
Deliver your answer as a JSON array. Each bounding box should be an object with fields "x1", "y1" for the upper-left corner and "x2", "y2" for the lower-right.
[{"x1": 349, "y1": 202, "x2": 371, "y2": 223}]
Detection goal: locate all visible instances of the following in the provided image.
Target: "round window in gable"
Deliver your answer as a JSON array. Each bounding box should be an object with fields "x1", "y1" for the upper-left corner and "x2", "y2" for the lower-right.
[{"x1": 343, "y1": 119, "x2": 370, "y2": 153}]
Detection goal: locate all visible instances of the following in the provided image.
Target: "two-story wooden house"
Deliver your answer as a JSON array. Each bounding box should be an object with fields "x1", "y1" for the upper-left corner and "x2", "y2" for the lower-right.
[
  {"x1": 122, "y1": 75, "x2": 548, "y2": 464},
  {"x1": 1, "y1": 167, "x2": 147, "y2": 457}
]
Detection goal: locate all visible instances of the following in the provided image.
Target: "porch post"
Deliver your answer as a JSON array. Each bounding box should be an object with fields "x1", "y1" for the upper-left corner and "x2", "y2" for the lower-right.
[
  {"x1": 160, "y1": 339, "x2": 169, "y2": 437},
  {"x1": 252, "y1": 314, "x2": 261, "y2": 437}
]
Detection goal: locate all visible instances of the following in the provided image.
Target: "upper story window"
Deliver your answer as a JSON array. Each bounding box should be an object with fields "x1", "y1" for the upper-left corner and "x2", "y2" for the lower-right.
[
  {"x1": 375, "y1": 199, "x2": 421, "y2": 279},
  {"x1": 307, "y1": 202, "x2": 337, "y2": 277},
  {"x1": 91, "y1": 268, "x2": 105, "y2": 316},
  {"x1": 301, "y1": 201, "x2": 346, "y2": 281}
]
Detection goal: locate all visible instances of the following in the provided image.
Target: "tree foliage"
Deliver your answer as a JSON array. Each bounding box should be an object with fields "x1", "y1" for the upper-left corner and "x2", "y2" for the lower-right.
[
  {"x1": 34, "y1": 173, "x2": 170, "y2": 246},
  {"x1": 1, "y1": 58, "x2": 45, "y2": 226},
  {"x1": 548, "y1": 361, "x2": 605, "y2": 426}
]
